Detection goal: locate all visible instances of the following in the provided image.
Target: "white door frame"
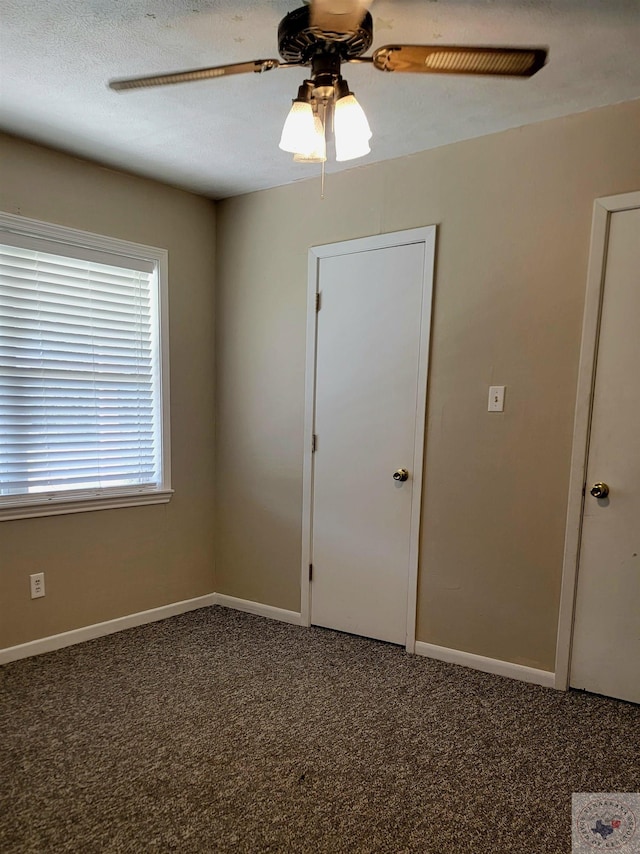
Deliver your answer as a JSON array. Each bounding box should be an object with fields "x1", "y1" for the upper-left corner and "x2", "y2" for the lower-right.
[
  {"x1": 300, "y1": 226, "x2": 436, "y2": 653},
  {"x1": 555, "y1": 190, "x2": 640, "y2": 690}
]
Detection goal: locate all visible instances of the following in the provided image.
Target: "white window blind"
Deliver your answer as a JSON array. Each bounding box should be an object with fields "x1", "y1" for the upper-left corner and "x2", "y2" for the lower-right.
[{"x1": 0, "y1": 217, "x2": 171, "y2": 519}]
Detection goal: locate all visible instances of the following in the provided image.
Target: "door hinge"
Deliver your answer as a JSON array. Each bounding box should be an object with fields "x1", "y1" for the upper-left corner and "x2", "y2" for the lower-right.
[
  {"x1": 312, "y1": 434, "x2": 317, "y2": 453},
  {"x1": 316, "y1": 292, "x2": 321, "y2": 312},
  {"x1": 309, "y1": 563, "x2": 313, "y2": 581}
]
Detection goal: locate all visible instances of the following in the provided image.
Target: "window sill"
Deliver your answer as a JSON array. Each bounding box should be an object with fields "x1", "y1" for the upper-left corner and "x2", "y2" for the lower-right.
[{"x1": 0, "y1": 489, "x2": 174, "y2": 522}]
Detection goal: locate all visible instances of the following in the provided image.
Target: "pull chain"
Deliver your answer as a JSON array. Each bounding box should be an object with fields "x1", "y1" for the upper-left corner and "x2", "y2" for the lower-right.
[{"x1": 320, "y1": 100, "x2": 327, "y2": 200}]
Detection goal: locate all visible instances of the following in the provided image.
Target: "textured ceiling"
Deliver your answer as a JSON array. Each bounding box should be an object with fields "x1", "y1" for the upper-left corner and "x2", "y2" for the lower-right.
[{"x1": 1, "y1": 1, "x2": 639, "y2": 199}]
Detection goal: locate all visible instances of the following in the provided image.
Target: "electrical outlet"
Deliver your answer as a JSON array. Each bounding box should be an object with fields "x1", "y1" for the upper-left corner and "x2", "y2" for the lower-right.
[{"x1": 30, "y1": 572, "x2": 45, "y2": 599}]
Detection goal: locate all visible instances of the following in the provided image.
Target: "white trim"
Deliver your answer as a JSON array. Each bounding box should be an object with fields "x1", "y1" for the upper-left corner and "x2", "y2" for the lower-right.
[
  {"x1": 0, "y1": 489, "x2": 174, "y2": 522},
  {"x1": 554, "y1": 190, "x2": 640, "y2": 691},
  {"x1": 309, "y1": 227, "x2": 434, "y2": 258},
  {"x1": 301, "y1": 227, "x2": 436, "y2": 654},
  {"x1": 300, "y1": 251, "x2": 319, "y2": 628},
  {"x1": 0, "y1": 211, "x2": 167, "y2": 265},
  {"x1": 212, "y1": 593, "x2": 306, "y2": 626},
  {"x1": 415, "y1": 641, "x2": 555, "y2": 689},
  {"x1": 0, "y1": 593, "x2": 216, "y2": 664},
  {"x1": 404, "y1": 229, "x2": 435, "y2": 653},
  {"x1": 157, "y1": 248, "x2": 172, "y2": 496}
]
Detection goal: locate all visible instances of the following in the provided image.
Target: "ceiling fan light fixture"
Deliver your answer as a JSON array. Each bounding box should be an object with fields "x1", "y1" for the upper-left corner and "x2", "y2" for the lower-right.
[
  {"x1": 279, "y1": 82, "x2": 318, "y2": 155},
  {"x1": 334, "y1": 81, "x2": 372, "y2": 161},
  {"x1": 279, "y1": 100, "x2": 317, "y2": 155},
  {"x1": 293, "y1": 114, "x2": 327, "y2": 163},
  {"x1": 109, "y1": 4, "x2": 549, "y2": 180},
  {"x1": 335, "y1": 133, "x2": 371, "y2": 162}
]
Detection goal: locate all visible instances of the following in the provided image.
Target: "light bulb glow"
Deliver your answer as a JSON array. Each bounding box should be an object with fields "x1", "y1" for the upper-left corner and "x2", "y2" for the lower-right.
[
  {"x1": 334, "y1": 94, "x2": 372, "y2": 162},
  {"x1": 293, "y1": 115, "x2": 327, "y2": 163},
  {"x1": 335, "y1": 135, "x2": 371, "y2": 162},
  {"x1": 279, "y1": 101, "x2": 317, "y2": 155}
]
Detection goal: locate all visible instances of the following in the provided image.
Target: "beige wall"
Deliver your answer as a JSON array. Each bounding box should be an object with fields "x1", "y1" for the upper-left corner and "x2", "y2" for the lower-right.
[
  {"x1": 215, "y1": 99, "x2": 640, "y2": 672},
  {"x1": 0, "y1": 135, "x2": 217, "y2": 649}
]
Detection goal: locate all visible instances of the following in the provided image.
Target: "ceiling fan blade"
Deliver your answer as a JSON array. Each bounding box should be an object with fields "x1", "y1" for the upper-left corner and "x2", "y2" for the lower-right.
[
  {"x1": 109, "y1": 59, "x2": 288, "y2": 91},
  {"x1": 372, "y1": 45, "x2": 548, "y2": 77},
  {"x1": 310, "y1": 0, "x2": 369, "y2": 34}
]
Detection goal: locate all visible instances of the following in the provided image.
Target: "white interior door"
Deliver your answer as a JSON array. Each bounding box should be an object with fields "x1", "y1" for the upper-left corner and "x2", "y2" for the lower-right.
[
  {"x1": 570, "y1": 205, "x2": 640, "y2": 703},
  {"x1": 308, "y1": 230, "x2": 434, "y2": 646}
]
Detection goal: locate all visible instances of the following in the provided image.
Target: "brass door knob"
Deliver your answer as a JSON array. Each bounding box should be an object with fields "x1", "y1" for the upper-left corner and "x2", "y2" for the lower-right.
[
  {"x1": 590, "y1": 482, "x2": 610, "y2": 499},
  {"x1": 393, "y1": 468, "x2": 409, "y2": 482}
]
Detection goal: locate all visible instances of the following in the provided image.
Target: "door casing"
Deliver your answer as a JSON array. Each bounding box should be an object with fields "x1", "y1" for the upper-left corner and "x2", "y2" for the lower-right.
[
  {"x1": 555, "y1": 190, "x2": 640, "y2": 690},
  {"x1": 300, "y1": 227, "x2": 436, "y2": 652}
]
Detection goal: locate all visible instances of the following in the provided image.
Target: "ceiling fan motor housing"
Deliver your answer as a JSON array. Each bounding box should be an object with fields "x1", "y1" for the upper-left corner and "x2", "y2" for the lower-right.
[{"x1": 278, "y1": 5, "x2": 374, "y2": 65}]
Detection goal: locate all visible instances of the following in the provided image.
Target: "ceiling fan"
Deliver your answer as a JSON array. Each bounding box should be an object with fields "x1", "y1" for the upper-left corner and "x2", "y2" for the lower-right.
[{"x1": 110, "y1": 0, "x2": 548, "y2": 164}]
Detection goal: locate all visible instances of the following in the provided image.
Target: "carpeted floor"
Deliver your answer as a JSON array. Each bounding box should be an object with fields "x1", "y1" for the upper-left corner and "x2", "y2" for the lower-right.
[{"x1": 1, "y1": 607, "x2": 638, "y2": 854}]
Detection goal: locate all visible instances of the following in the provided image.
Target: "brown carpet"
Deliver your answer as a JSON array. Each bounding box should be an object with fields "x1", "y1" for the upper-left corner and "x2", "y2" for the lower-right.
[{"x1": 1, "y1": 607, "x2": 638, "y2": 853}]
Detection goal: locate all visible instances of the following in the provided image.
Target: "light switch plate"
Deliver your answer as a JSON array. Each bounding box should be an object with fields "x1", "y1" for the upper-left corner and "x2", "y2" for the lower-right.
[{"x1": 488, "y1": 385, "x2": 506, "y2": 412}]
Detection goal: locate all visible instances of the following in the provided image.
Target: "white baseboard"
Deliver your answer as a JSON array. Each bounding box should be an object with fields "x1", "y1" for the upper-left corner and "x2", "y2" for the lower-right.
[
  {"x1": 0, "y1": 593, "x2": 217, "y2": 665},
  {"x1": 414, "y1": 641, "x2": 556, "y2": 689},
  {"x1": 1, "y1": 595, "x2": 554, "y2": 691},
  {"x1": 213, "y1": 593, "x2": 306, "y2": 627}
]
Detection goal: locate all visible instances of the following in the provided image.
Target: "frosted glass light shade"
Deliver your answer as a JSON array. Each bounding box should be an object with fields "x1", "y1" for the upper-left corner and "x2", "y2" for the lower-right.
[
  {"x1": 334, "y1": 94, "x2": 372, "y2": 161},
  {"x1": 293, "y1": 115, "x2": 327, "y2": 163},
  {"x1": 335, "y1": 134, "x2": 371, "y2": 162},
  {"x1": 279, "y1": 101, "x2": 317, "y2": 155}
]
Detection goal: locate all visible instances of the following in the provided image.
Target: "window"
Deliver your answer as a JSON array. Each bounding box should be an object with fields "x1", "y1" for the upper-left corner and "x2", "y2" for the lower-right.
[{"x1": 0, "y1": 213, "x2": 171, "y2": 521}]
